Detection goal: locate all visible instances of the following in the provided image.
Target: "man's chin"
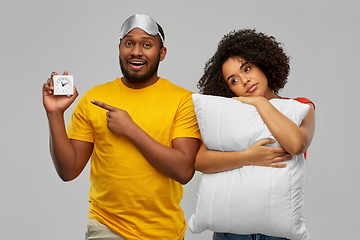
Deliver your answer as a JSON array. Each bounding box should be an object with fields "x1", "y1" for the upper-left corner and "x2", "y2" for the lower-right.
[
  {"x1": 123, "y1": 74, "x2": 148, "y2": 83},
  {"x1": 120, "y1": 59, "x2": 159, "y2": 83}
]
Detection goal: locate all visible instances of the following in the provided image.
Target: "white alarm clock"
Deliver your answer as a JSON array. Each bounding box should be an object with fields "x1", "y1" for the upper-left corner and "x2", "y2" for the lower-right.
[{"x1": 53, "y1": 75, "x2": 74, "y2": 95}]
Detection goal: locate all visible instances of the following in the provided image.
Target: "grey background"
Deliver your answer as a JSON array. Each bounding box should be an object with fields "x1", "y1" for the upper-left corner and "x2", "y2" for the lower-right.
[{"x1": 1, "y1": 0, "x2": 359, "y2": 239}]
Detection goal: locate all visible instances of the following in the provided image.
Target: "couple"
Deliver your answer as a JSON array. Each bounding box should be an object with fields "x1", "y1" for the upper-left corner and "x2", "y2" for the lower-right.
[{"x1": 42, "y1": 14, "x2": 315, "y2": 240}]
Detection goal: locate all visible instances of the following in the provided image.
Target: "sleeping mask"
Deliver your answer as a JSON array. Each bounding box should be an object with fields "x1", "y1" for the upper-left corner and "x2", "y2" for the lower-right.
[{"x1": 119, "y1": 14, "x2": 165, "y2": 45}]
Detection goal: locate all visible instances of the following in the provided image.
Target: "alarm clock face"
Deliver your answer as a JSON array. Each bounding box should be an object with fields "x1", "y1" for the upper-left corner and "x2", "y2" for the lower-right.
[{"x1": 53, "y1": 75, "x2": 74, "y2": 95}]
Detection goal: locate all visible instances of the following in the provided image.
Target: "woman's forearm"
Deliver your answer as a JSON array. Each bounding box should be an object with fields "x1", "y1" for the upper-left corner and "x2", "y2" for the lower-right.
[
  {"x1": 254, "y1": 98, "x2": 310, "y2": 155},
  {"x1": 195, "y1": 140, "x2": 290, "y2": 173},
  {"x1": 195, "y1": 145, "x2": 247, "y2": 173}
]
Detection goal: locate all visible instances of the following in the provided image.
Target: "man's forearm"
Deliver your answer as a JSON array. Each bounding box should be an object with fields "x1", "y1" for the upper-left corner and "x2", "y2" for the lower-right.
[
  {"x1": 47, "y1": 112, "x2": 77, "y2": 181},
  {"x1": 124, "y1": 122, "x2": 199, "y2": 184}
]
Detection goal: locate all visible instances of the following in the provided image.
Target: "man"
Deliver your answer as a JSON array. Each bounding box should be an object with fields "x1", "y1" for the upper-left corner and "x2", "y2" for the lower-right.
[{"x1": 43, "y1": 14, "x2": 201, "y2": 240}]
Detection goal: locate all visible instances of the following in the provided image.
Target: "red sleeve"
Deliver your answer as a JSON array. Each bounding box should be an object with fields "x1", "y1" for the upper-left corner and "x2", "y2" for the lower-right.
[{"x1": 291, "y1": 97, "x2": 315, "y2": 110}]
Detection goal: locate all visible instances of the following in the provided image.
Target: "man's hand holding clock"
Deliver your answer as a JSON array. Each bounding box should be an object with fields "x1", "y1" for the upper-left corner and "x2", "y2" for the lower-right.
[{"x1": 43, "y1": 71, "x2": 79, "y2": 114}]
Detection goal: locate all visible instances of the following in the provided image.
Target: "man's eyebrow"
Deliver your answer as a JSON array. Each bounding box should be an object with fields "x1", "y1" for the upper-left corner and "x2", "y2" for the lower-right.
[{"x1": 142, "y1": 36, "x2": 153, "y2": 41}]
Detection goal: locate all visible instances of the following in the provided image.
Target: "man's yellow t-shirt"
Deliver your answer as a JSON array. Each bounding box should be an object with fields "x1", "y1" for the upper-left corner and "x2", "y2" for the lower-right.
[{"x1": 67, "y1": 78, "x2": 201, "y2": 240}]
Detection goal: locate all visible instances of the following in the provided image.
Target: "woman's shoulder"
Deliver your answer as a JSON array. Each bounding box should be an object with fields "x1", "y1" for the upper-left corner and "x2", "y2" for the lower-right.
[{"x1": 282, "y1": 97, "x2": 315, "y2": 109}]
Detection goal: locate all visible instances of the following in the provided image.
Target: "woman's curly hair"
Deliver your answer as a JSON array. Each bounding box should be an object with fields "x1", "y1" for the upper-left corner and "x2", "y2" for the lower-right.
[{"x1": 198, "y1": 29, "x2": 290, "y2": 97}]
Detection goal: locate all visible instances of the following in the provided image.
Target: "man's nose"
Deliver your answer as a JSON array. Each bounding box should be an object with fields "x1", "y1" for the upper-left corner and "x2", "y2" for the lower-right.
[{"x1": 131, "y1": 44, "x2": 143, "y2": 56}]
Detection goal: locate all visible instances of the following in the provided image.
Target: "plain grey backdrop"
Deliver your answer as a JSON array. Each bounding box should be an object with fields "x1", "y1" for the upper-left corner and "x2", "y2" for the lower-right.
[{"x1": 1, "y1": 0, "x2": 359, "y2": 239}]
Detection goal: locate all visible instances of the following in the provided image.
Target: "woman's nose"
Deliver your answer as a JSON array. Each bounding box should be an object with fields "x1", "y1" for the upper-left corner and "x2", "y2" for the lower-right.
[{"x1": 240, "y1": 76, "x2": 250, "y2": 86}]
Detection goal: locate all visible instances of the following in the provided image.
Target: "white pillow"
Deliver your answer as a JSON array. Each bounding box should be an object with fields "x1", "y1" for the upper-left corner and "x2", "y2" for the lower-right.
[{"x1": 188, "y1": 94, "x2": 311, "y2": 240}]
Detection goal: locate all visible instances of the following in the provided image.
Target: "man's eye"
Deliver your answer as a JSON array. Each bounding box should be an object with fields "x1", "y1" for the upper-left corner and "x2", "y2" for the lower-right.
[
  {"x1": 125, "y1": 42, "x2": 132, "y2": 46},
  {"x1": 143, "y1": 43, "x2": 151, "y2": 47}
]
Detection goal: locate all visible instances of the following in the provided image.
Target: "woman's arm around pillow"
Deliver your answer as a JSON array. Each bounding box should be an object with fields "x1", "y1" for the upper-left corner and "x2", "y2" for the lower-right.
[
  {"x1": 195, "y1": 139, "x2": 290, "y2": 173},
  {"x1": 234, "y1": 96, "x2": 315, "y2": 156}
]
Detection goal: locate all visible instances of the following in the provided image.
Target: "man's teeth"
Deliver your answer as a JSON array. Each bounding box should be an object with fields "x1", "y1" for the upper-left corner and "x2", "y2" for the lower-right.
[{"x1": 130, "y1": 61, "x2": 145, "y2": 66}]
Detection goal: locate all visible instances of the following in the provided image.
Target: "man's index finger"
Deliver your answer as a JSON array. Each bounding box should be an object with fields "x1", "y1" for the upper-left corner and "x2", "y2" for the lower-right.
[{"x1": 91, "y1": 100, "x2": 116, "y2": 111}]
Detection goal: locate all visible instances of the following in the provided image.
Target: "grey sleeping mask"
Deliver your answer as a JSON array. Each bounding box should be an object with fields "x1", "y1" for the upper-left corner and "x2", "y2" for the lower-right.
[{"x1": 119, "y1": 14, "x2": 165, "y2": 45}]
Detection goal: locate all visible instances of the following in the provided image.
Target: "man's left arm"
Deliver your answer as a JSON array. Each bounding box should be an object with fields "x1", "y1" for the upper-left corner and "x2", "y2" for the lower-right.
[{"x1": 91, "y1": 100, "x2": 200, "y2": 184}]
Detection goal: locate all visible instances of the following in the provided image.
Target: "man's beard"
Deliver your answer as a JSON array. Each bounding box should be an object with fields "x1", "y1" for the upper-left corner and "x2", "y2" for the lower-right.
[{"x1": 119, "y1": 55, "x2": 161, "y2": 83}]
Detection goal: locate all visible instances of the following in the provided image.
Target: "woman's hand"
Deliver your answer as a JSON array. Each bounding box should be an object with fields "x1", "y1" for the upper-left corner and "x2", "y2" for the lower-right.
[
  {"x1": 245, "y1": 138, "x2": 290, "y2": 168},
  {"x1": 232, "y1": 96, "x2": 265, "y2": 106}
]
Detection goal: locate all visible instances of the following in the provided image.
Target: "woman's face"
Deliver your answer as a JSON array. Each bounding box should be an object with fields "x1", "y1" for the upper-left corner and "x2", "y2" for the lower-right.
[{"x1": 222, "y1": 56, "x2": 275, "y2": 99}]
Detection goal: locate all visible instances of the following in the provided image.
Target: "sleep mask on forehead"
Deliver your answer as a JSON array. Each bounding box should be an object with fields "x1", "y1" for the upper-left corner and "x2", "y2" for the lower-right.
[{"x1": 119, "y1": 14, "x2": 165, "y2": 45}]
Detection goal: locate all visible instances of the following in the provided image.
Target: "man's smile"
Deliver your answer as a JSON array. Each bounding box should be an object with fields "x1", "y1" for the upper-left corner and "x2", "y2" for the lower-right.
[{"x1": 129, "y1": 59, "x2": 146, "y2": 66}]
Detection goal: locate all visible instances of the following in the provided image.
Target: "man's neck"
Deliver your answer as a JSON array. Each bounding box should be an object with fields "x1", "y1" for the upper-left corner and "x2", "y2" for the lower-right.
[{"x1": 121, "y1": 76, "x2": 160, "y2": 89}]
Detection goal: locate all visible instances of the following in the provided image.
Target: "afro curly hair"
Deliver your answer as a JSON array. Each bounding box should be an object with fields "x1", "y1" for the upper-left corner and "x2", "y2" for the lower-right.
[{"x1": 197, "y1": 29, "x2": 290, "y2": 98}]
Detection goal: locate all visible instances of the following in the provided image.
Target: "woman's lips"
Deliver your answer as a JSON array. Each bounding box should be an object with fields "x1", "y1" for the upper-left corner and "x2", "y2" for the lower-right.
[{"x1": 246, "y1": 84, "x2": 258, "y2": 93}]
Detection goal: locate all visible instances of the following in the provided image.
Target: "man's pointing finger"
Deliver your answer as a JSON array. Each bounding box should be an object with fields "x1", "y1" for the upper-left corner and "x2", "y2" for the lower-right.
[{"x1": 91, "y1": 100, "x2": 116, "y2": 111}]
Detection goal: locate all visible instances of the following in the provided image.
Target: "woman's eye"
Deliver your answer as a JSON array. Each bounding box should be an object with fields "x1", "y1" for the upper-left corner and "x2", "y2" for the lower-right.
[
  {"x1": 244, "y1": 66, "x2": 251, "y2": 72},
  {"x1": 231, "y1": 78, "x2": 238, "y2": 84}
]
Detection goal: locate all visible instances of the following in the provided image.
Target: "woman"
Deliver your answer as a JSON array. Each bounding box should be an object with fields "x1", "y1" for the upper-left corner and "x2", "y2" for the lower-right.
[{"x1": 195, "y1": 29, "x2": 315, "y2": 240}]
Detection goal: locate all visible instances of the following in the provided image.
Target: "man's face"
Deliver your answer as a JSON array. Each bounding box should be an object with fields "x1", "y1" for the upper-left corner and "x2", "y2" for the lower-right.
[{"x1": 119, "y1": 28, "x2": 166, "y2": 87}]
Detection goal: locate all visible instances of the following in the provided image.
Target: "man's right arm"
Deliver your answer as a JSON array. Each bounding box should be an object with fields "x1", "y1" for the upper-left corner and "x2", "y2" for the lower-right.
[
  {"x1": 47, "y1": 112, "x2": 93, "y2": 181},
  {"x1": 43, "y1": 71, "x2": 93, "y2": 181}
]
